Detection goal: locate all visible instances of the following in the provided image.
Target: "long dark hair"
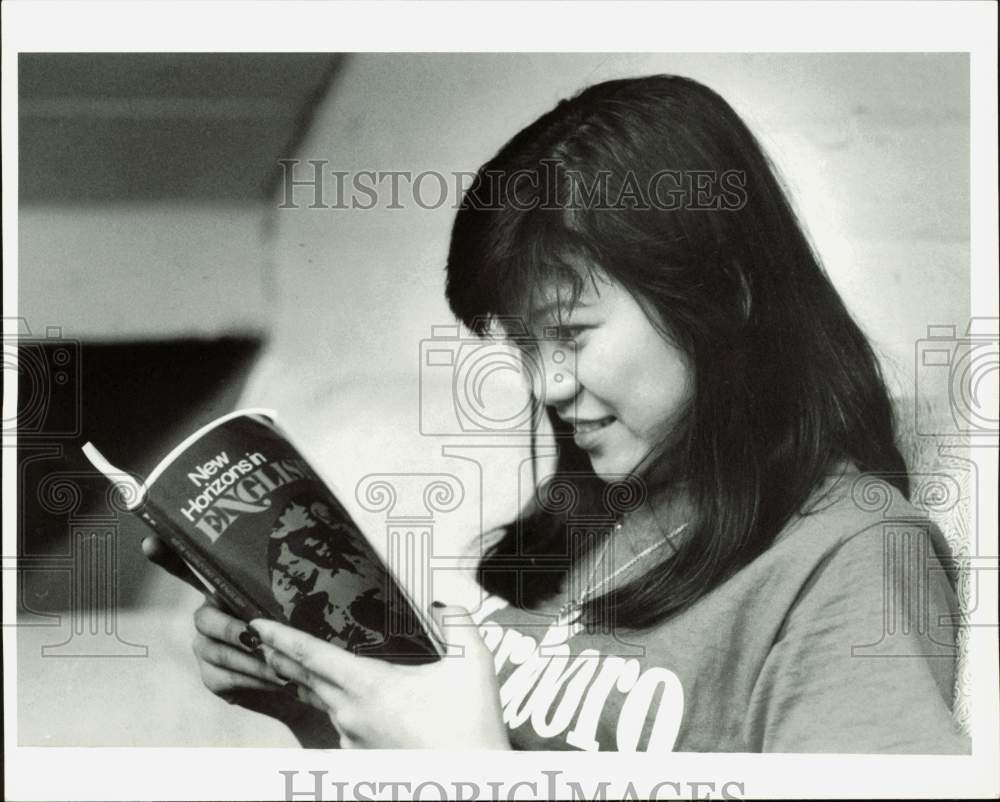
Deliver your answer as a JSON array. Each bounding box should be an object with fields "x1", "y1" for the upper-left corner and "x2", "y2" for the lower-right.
[{"x1": 445, "y1": 75, "x2": 908, "y2": 629}]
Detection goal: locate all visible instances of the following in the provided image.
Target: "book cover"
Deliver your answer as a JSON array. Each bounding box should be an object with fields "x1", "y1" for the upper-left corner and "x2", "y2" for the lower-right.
[{"x1": 83, "y1": 409, "x2": 442, "y2": 664}]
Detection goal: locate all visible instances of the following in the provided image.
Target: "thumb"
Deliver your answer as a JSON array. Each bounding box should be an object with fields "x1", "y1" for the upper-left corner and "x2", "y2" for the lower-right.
[{"x1": 430, "y1": 602, "x2": 487, "y2": 659}]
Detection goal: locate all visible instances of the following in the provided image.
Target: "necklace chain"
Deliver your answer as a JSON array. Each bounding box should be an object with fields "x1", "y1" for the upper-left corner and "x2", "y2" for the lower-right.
[{"x1": 560, "y1": 519, "x2": 688, "y2": 618}]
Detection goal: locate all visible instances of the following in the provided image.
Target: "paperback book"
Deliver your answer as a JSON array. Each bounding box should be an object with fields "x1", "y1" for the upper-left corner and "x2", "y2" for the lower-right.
[{"x1": 83, "y1": 409, "x2": 442, "y2": 664}]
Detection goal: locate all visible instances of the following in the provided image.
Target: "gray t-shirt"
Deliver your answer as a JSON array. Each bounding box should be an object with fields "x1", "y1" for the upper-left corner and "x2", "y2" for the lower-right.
[{"x1": 472, "y1": 469, "x2": 970, "y2": 753}]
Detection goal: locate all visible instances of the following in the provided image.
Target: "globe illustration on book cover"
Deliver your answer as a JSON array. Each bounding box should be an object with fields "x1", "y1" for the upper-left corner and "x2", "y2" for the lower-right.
[{"x1": 266, "y1": 492, "x2": 391, "y2": 654}]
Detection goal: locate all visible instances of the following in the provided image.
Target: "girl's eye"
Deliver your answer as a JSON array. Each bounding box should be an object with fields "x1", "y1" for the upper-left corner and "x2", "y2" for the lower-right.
[{"x1": 556, "y1": 325, "x2": 587, "y2": 341}]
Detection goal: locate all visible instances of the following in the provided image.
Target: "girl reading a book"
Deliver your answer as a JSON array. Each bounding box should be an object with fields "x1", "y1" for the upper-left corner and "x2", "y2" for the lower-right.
[{"x1": 146, "y1": 75, "x2": 969, "y2": 753}]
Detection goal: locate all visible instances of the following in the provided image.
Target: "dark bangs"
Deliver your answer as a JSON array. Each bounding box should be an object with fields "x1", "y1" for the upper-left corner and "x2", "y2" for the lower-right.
[{"x1": 445, "y1": 191, "x2": 593, "y2": 340}]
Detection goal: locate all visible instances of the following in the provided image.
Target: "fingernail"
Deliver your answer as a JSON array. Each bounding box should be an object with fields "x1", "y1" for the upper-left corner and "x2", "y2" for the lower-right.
[
  {"x1": 259, "y1": 645, "x2": 291, "y2": 681},
  {"x1": 431, "y1": 600, "x2": 445, "y2": 608},
  {"x1": 239, "y1": 628, "x2": 262, "y2": 651}
]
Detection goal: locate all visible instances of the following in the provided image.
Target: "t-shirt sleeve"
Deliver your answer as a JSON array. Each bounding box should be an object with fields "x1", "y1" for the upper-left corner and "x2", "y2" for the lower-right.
[{"x1": 745, "y1": 520, "x2": 971, "y2": 754}]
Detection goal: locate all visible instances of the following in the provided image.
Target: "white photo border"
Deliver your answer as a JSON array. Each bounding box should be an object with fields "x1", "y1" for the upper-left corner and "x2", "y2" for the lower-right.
[{"x1": 3, "y1": 2, "x2": 997, "y2": 800}]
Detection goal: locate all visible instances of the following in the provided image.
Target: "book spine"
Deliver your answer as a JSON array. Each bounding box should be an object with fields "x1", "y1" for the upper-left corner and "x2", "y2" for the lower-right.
[{"x1": 135, "y1": 500, "x2": 274, "y2": 623}]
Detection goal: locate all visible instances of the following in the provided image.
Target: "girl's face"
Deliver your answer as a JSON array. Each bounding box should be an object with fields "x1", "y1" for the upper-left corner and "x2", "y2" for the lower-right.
[{"x1": 527, "y1": 268, "x2": 692, "y2": 481}]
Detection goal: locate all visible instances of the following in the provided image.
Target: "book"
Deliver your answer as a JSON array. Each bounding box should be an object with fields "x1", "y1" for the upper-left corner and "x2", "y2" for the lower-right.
[{"x1": 83, "y1": 409, "x2": 442, "y2": 664}]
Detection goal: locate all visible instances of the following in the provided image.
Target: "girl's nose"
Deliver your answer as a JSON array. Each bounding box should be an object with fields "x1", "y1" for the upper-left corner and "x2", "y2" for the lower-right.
[{"x1": 525, "y1": 339, "x2": 579, "y2": 408}]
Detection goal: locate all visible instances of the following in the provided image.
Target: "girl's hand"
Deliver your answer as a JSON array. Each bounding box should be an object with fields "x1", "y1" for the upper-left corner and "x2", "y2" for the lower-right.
[
  {"x1": 143, "y1": 535, "x2": 288, "y2": 703},
  {"x1": 142, "y1": 535, "x2": 339, "y2": 747},
  {"x1": 189, "y1": 600, "x2": 341, "y2": 747},
  {"x1": 250, "y1": 604, "x2": 511, "y2": 750},
  {"x1": 190, "y1": 599, "x2": 293, "y2": 708}
]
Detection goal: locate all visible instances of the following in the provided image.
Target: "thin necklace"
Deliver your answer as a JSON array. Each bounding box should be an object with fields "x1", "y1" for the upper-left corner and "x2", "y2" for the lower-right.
[{"x1": 558, "y1": 519, "x2": 688, "y2": 620}]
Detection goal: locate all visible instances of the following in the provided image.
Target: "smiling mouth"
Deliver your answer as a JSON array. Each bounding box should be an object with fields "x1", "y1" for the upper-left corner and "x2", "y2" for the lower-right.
[{"x1": 573, "y1": 416, "x2": 616, "y2": 434}]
